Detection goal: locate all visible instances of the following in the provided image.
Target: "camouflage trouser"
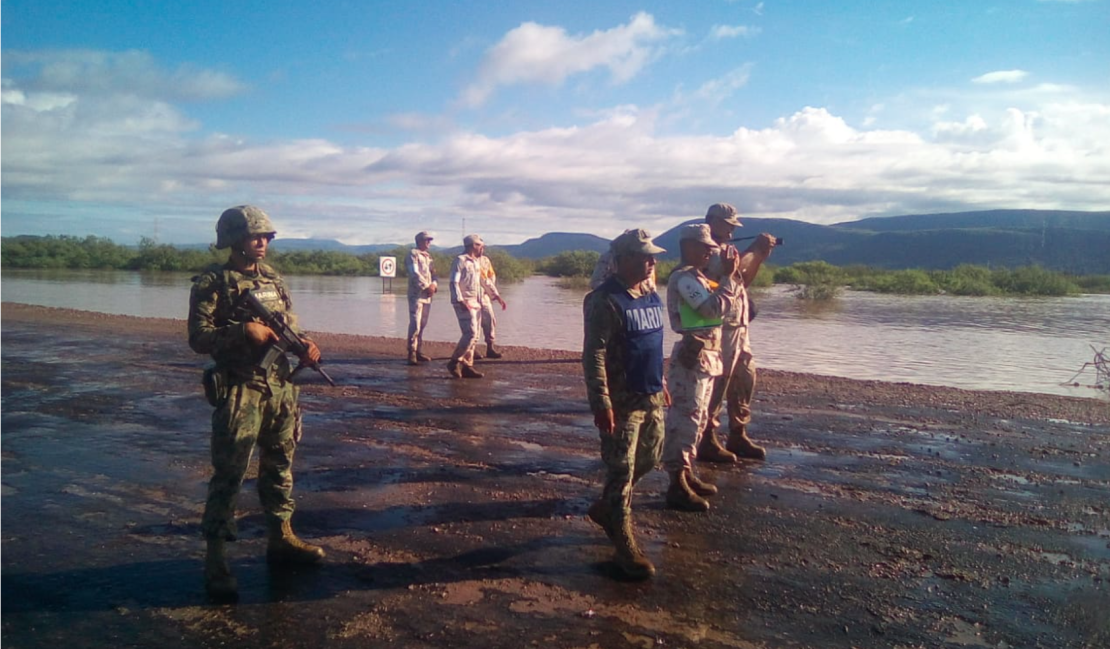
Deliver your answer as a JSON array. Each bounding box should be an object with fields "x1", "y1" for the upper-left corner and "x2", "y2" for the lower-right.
[
  {"x1": 202, "y1": 380, "x2": 301, "y2": 541},
  {"x1": 704, "y1": 325, "x2": 756, "y2": 436},
  {"x1": 479, "y1": 297, "x2": 497, "y2": 346},
  {"x1": 662, "y1": 359, "x2": 717, "y2": 473},
  {"x1": 407, "y1": 297, "x2": 432, "y2": 354},
  {"x1": 599, "y1": 403, "x2": 665, "y2": 523},
  {"x1": 450, "y1": 303, "x2": 482, "y2": 364}
]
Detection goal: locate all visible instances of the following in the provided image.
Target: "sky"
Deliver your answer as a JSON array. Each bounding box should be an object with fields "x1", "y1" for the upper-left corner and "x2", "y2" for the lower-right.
[{"x1": 2, "y1": 0, "x2": 1109, "y2": 246}]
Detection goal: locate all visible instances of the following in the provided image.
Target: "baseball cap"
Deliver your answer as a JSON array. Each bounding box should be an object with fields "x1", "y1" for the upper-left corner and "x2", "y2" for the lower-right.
[
  {"x1": 679, "y1": 224, "x2": 719, "y2": 249},
  {"x1": 611, "y1": 229, "x2": 666, "y2": 257},
  {"x1": 415, "y1": 230, "x2": 435, "y2": 242},
  {"x1": 705, "y1": 203, "x2": 742, "y2": 226},
  {"x1": 463, "y1": 234, "x2": 484, "y2": 248}
]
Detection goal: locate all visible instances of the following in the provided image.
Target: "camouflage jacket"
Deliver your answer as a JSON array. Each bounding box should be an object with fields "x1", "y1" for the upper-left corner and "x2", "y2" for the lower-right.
[
  {"x1": 582, "y1": 276, "x2": 666, "y2": 415},
  {"x1": 188, "y1": 261, "x2": 309, "y2": 384}
]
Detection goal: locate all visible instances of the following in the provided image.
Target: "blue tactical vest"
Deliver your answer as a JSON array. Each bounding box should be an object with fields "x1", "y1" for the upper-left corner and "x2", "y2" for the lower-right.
[{"x1": 601, "y1": 277, "x2": 665, "y2": 394}]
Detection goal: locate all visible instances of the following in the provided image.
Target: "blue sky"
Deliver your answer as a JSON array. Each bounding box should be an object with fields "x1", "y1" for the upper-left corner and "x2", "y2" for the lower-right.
[{"x1": 3, "y1": 0, "x2": 1108, "y2": 246}]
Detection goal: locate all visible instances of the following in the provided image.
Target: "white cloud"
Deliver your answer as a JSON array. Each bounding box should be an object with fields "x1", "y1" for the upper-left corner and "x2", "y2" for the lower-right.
[
  {"x1": 709, "y1": 24, "x2": 760, "y2": 40},
  {"x1": 693, "y1": 65, "x2": 754, "y2": 104},
  {"x1": 459, "y1": 12, "x2": 679, "y2": 107},
  {"x1": 972, "y1": 69, "x2": 1029, "y2": 85},
  {"x1": 3, "y1": 49, "x2": 1109, "y2": 245}
]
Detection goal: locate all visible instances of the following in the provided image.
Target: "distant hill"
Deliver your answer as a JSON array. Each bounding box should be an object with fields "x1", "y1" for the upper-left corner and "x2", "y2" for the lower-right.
[
  {"x1": 650, "y1": 210, "x2": 1110, "y2": 274},
  {"x1": 170, "y1": 209, "x2": 1110, "y2": 273}
]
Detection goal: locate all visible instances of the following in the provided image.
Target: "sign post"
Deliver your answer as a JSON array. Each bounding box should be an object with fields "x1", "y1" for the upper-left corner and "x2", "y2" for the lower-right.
[{"x1": 379, "y1": 256, "x2": 397, "y2": 293}]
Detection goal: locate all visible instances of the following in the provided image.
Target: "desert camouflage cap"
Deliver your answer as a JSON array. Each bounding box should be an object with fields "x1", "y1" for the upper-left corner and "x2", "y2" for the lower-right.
[
  {"x1": 463, "y1": 233, "x2": 484, "y2": 248},
  {"x1": 415, "y1": 230, "x2": 435, "y2": 242},
  {"x1": 611, "y1": 228, "x2": 666, "y2": 257},
  {"x1": 705, "y1": 203, "x2": 742, "y2": 226},
  {"x1": 679, "y1": 223, "x2": 719, "y2": 249},
  {"x1": 215, "y1": 205, "x2": 276, "y2": 249}
]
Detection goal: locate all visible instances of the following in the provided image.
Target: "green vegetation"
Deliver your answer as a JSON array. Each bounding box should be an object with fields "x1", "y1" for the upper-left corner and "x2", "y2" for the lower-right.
[
  {"x1": 0, "y1": 235, "x2": 533, "y2": 283},
  {"x1": 4, "y1": 235, "x2": 1107, "y2": 297},
  {"x1": 772, "y1": 262, "x2": 1100, "y2": 298}
]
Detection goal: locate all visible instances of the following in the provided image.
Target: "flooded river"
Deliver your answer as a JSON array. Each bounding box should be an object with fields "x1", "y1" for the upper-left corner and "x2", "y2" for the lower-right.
[{"x1": 2, "y1": 269, "x2": 1107, "y2": 398}]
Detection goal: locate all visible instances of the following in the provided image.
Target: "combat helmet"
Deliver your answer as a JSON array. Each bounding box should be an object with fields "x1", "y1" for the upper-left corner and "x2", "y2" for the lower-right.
[{"x1": 215, "y1": 205, "x2": 276, "y2": 249}]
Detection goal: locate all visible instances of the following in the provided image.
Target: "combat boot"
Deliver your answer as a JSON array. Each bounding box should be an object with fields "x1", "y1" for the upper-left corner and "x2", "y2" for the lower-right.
[
  {"x1": 473, "y1": 351, "x2": 484, "y2": 360},
  {"x1": 697, "y1": 428, "x2": 738, "y2": 463},
  {"x1": 447, "y1": 360, "x2": 463, "y2": 378},
  {"x1": 684, "y1": 469, "x2": 719, "y2": 497},
  {"x1": 460, "y1": 364, "x2": 484, "y2": 379},
  {"x1": 726, "y1": 428, "x2": 767, "y2": 461},
  {"x1": 666, "y1": 470, "x2": 710, "y2": 512},
  {"x1": 407, "y1": 351, "x2": 419, "y2": 366},
  {"x1": 612, "y1": 517, "x2": 655, "y2": 579},
  {"x1": 587, "y1": 499, "x2": 615, "y2": 541},
  {"x1": 484, "y1": 344, "x2": 503, "y2": 359},
  {"x1": 266, "y1": 519, "x2": 326, "y2": 565},
  {"x1": 415, "y1": 352, "x2": 432, "y2": 362},
  {"x1": 204, "y1": 538, "x2": 238, "y2": 602}
]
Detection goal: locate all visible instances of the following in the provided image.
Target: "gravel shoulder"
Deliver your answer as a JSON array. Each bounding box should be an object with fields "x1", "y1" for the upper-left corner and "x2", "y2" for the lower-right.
[{"x1": 3, "y1": 303, "x2": 1108, "y2": 649}]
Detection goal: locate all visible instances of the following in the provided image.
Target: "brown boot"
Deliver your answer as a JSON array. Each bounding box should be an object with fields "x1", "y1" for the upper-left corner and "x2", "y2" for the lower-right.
[
  {"x1": 697, "y1": 428, "x2": 738, "y2": 463},
  {"x1": 587, "y1": 499, "x2": 615, "y2": 541},
  {"x1": 684, "y1": 469, "x2": 718, "y2": 497},
  {"x1": 266, "y1": 519, "x2": 326, "y2": 565},
  {"x1": 666, "y1": 470, "x2": 710, "y2": 512},
  {"x1": 726, "y1": 429, "x2": 767, "y2": 461},
  {"x1": 484, "y1": 344, "x2": 503, "y2": 359},
  {"x1": 204, "y1": 538, "x2": 238, "y2": 602},
  {"x1": 612, "y1": 517, "x2": 655, "y2": 579},
  {"x1": 447, "y1": 360, "x2": 463, "y2": 378},
  {"x1": 407, "y1": 351, "x2": 419, "y2": 366},
  {"x1": 460, "y1": 364, "x2": 484, "y2": 379},
  {"x1": 415, "y1": 352, "x2": 432, "y2": 362}
]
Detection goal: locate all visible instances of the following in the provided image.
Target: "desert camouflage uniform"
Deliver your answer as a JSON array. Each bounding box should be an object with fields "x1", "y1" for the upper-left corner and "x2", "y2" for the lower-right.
[
  {"x1": 189, "y1": 261, "x2": 308, "y2": 541},
  {"x1": 449, "y1": 253, "x2": 484, "y2": 365},
  {"x1": 703, "y1": 244, "x2": 756, "y2": 439},
  {"x1": 478, "y1": 255, "x2": 501, "y2": 349},
  {"x1": 406, "y1": 247, "x2": 438, "y2": 356},
  {"x1": 583, "y1": 276, "x2": 666, "y2": 524},
  {"x1": 661, "y1": 265, "x2": 740, "y2": 473}
]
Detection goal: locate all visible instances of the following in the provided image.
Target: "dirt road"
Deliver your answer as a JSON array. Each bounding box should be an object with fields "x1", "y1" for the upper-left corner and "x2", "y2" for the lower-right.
[{"x1": 2, "y1": 303, "x2": 1108, "y2": 648}]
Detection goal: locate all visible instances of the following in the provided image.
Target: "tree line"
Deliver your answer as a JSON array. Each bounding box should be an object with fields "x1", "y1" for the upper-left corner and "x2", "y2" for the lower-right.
[{"x1": 3, "y1": 235, "x2": 1108, "y2": 297}]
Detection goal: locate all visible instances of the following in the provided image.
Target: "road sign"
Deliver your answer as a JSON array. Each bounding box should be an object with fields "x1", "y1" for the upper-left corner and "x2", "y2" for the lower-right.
[{"x1": 379, "y1": 256, "x2": 397, "y2": 278}]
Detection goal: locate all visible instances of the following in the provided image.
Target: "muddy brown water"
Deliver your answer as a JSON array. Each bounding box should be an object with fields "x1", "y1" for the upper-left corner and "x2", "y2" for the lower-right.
[
  {"x1": 4, "y1": 269, "x2": 1108, "y2": 398},
  {"x1": 2, "y1": 304, "x2": 1108, "y2": 648}
]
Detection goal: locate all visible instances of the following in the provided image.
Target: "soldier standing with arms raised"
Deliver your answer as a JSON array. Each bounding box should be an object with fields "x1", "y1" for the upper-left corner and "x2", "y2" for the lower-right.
[
  {"x1": 661, "y1": 224, "x2": 741, "y2": 511},
  {"x1": 189, "y1": 205, "x2": 326, "y2": 601},
  {"x1": 583, "y1": 229, "x2": 669, "y2": 579},
  {"x1": 448, "y1": 234, "x2": 487, "y2": 379},
  {"x1": 698, "y1": 203, "x2": 778, "y2": 462},
  {"x1": 406, "y1": 230, "x2": 438, "y2": 366}
]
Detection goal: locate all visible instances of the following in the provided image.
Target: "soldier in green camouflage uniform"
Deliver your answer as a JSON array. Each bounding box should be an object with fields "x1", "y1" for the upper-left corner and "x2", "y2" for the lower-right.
[
  {"x1": 583, "y1": 229, "x2": 669, "y2": 580},
  {"x1": 189, "y1": 205, "x2": 326, "y2": 602}
]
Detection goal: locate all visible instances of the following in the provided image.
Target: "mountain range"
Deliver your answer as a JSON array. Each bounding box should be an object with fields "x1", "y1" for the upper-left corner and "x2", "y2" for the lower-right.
[{"x1": 270, "y1": 209, "x2": 1110, "y2": 274}]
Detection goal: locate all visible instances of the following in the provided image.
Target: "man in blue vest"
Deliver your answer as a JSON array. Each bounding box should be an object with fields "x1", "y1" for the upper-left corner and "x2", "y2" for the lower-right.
[{"x1": 582, "y1": 229, "x2": 669, "y2": 579}]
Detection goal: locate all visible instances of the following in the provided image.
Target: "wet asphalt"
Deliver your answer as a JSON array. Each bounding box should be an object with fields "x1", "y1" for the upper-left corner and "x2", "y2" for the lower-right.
[{"x1": 2, "y1": 308, "x2": 1109, "y2": 648}]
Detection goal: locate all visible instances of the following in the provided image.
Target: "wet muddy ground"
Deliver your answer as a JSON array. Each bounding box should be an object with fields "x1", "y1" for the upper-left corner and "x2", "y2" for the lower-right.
[{"x1": 2, "y1": 303, "x2": 1109, "y2": 649}]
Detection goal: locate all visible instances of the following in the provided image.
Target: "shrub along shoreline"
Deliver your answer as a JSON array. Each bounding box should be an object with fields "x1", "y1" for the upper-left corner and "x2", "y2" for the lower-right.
[{"x1": 3, "y1": 235, "x2": 1108, "y2": 297}]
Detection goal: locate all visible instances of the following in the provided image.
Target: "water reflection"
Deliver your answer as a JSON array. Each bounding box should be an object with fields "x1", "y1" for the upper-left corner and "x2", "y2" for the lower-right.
[{"x1": 2, "y1": 269, "x2": 1107, "y2": 399}]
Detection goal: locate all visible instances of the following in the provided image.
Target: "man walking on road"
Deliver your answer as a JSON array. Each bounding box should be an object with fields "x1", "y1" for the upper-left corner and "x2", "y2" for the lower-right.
[
  {"x1": 475, "y1": 249, "x2": 507, "y2": 360},
  {"x1": 583, "y1": 229, "x2": 669, "y2": 579},
  {"x1": 448, "y1": 234, "x2": 488, "y2": 379},
  {"x1": 698, "y1": 203, "x2": 778, "y2": 462},
  {"x1": 406, "y1": 231, "x2": 438, "y2": 365}
]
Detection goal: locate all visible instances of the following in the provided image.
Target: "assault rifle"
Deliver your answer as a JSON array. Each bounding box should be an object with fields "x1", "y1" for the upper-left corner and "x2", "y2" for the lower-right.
[{"x1": 241, "y1": 290, "x2": 337, "y2": 387}]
